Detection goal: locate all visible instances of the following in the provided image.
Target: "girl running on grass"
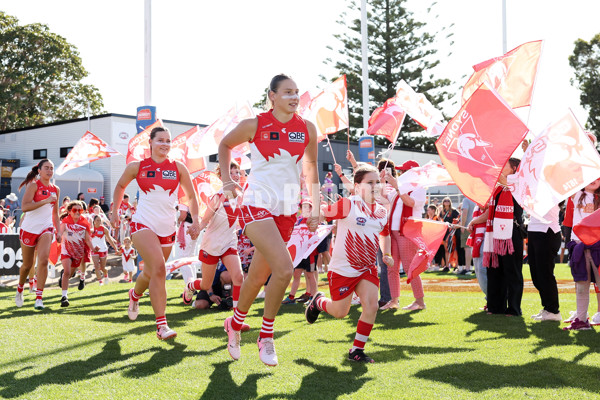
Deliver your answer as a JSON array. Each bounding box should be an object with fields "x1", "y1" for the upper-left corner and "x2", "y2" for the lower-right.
[
  {"x1": 305, "y1": 164, "x2": 393, "y2": 363},
  {"x1": 91, "y1": 214, "x2": 118, "y2": 286},
  {"x1": 119, "y1": 237, "x2": 137, "y2": 283}
]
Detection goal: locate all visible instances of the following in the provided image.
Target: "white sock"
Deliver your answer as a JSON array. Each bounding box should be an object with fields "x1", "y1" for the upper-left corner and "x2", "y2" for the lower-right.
[
  {"x1": 575, "y1": 281, "x2": 590, "y2": 322},
  {"x1": 62, "y1": 290, "x2": 68, "y2": 297}
]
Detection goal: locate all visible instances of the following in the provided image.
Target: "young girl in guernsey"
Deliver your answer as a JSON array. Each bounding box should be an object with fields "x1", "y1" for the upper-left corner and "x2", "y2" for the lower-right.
[
  {"x1": 120, "y1": 237, "x2": 137, "y2": 283},
  {"x1": 58, "y1": 201, "x2": 97, "y2": 307},
  {"x1": 563, "y1": 178, "x2": 600, "y2": 330},
  {"x1": 91, "y1": 214, "x2": 118, "y2": 286},
  {"x1": 305, "y1": 164, "x2": 393, "y2": 363},
  {"x1": 182, "y1": 161, "x2": 245, "y2": 316}
]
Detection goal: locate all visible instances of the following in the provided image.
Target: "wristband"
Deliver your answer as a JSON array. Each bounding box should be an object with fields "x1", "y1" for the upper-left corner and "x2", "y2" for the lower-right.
[
  {"x1": 339, "y1": 173, "x2": 344, "y2": 178},
  {"x1": 384, "y1": 253, "x2": 392, "y2": 257},
  {"x1": 208, "y1": 291, "x2": 214, "y2": 297}
]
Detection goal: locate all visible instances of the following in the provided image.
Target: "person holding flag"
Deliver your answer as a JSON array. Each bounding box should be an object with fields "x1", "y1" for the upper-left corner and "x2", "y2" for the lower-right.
[
  {"x1": 111, "y1": 126, "x2": 201, "y2": 341},
  {"x1": 219, "y1": 74, "x2": 320, "y2": 367}
]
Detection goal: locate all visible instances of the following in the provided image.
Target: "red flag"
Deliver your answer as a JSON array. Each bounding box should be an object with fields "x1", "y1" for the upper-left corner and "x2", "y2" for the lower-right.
[
  {"x1": 301, "y1": 76, "x2": 349, "y2": 142},
  {"x1": 436, "y1": 83, "x2": 529, "y2": 207},
  {"x1": 287, "y1": 224, "x2": 334, "y2": 267},
  {"x1": 191, "y1": 171, "x2": 223, "y2": 217},
  {"x1": 573, "y1": 208, "x2": 600, "y2": 246},
  {"x1": 56, "y1": 131, "x2": 121, "y2": 175},
  {"x1": 126, "y1": 120, "x2": 164, "y2": 163},
  {"x1": 403, "y1": 218, "x2": 448, "y2": 283},
  {"x1": 367, "y1": 97, "x2": 406, "y2": 143},
  {"x1": 462, "y1": 40, "x2": 542, "y2": 108},
  {"x1": 170, "y1": 126, "x2": 207, "y2": 174},
  {"x1": 48, "y1": 239, "x2": 60, "y2": 265}
]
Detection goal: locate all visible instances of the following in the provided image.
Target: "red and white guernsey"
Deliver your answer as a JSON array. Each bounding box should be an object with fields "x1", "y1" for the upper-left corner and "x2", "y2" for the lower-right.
[
  {"x1": 133, "y1": 158, "x2": 180, "y2": 236},
  {"x1": 121, "y1": 247, "x2": 136, "y2": 271},
  {"x1": 61, "y1": 215, "x2": 91, "y2": 260},
  {"x1": 325, "y1": 195, "x2": 388, "y2": 277},
  {"x1": 242, "y1": 110, "x2": 310, "y2": 216},
  {"x1": 91, "y1": 227, "x2": 108, "y2": 253},
  {"x1": 21, "y1": 180, "x2": 58, "y2": 234},
  {"x1": 572, "y1": 191, "x2": 595, "y2": 243},
  {"x1": 201, "y1": 192, "x2": 239, "y2": 256}
]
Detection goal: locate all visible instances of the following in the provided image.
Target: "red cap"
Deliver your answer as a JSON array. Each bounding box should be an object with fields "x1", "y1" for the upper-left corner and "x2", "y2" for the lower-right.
[{"x1": 395, "y1": 160, "x2": 419, "y2": 171}]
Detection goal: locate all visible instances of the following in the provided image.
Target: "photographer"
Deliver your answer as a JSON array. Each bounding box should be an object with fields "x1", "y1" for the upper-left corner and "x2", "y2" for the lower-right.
[{"x1": 193, "y1": 263, "x2": 234, "y2": 310}]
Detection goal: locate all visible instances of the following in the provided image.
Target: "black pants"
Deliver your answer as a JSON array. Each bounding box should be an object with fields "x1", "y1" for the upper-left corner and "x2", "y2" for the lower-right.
[
  {"x1": 528, "y1": 229, "x2": 561, "y2": 314},
  {"x1": 487, "y1": 227, "x2": 524, "y2": 315}
]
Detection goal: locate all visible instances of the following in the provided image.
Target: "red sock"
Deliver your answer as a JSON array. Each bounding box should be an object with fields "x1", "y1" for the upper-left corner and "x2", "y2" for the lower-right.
[
  {"x1": 232, "y1": 285, "x2": 240, "y2": 308},
  {"x1": 188, "y1": 279, "x2": 202, "y2": 291},
  {"x1": 316, "y1": 296, "x2": 329, "y2": 313},
  {"x1": 288, "y1": 294, "x2": 295, "y2": 300},
  {"x1": 156, "y1": 316, "x2": 167, "y2": 330},
  {"x1": 17, "y1": 284, "x2": 24, "y2": 293},
  {"x1": 35, "y1": 289, "x2": 43, "y2": 300},
  {"x1": 29, "y1": 278, "x2": 34, "y2": 287},
  {"x1": 352, "y1": 320, "x2": 373, "y2": 351},
  {"x1": 305, "y1": 292, "x2": 312, "y2": 298},
  {"x1": 130, "y1": 288, "x2": 143, "y2": 301},
  {"x1": 231, "y1": 308, "x2": 248, "y2": 331},
  {"x1": 259, "y1": 317, "x2": 275, "y2": 339}
]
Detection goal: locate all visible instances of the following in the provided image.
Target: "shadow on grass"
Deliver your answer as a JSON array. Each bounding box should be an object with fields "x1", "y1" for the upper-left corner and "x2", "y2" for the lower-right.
[
  {"x1": 199, "y1": 360, "x2": 268, "y2": 400},
  {"x1": 414, "y1": 358, "x2": 600, "y2": 394},
  {"x1": 528, "y1": 322, "x2": 600, "y2": 361},
  {"x1": 464, "y1": 312, "x2": 530, "y2": 340}
]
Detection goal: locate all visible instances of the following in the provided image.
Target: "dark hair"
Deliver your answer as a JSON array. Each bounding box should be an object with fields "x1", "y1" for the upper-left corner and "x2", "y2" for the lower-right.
[
  {"x1": 577, "y1": 181, "x2": 600, "y2": 212},
  {"x1": 507, "y1": 158, "x2": 520, "y2": 173},
  {"x1": 377, "y1": 158, "x2": 397, "y2": 177},
  {"x1": 93, "y1": 214, "x2": 101, "y2": 223},
  {"x1": 77, "y1": 192, "x2": 85, "y2": 200},
  {"x1": 427, "y1": 204, "x2": 439, "y2": 216},
  {"x1": 123, "y1": 194, "x2": 129, "y2": 200},
  {"x1": 150, "y1": 126, "x2": 169, "y2": 140},
  {"x1": 60, "y1": 200, "x2": 85, "y2": 220},
  {"x1": 19, "y1": 159, "x2": 52, "y2": 190},
  {"x1": 269, "y1": 74, "x2": 292, "y2": 93},
  {"x1": 62, "y1": 196, "x2": 71, "y2": 204},
  {"x1": 353, "y1": 164, "x2": 379, "y2": 184},
  {"x1": 89, "y1": 198, "x2": 99, "y2": 208}
]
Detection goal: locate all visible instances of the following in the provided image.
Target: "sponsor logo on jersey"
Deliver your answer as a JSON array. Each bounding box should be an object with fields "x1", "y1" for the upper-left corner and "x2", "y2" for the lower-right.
[
  {"x1": 41, "y1": 190, "x2": 47, "y2": 196},
  {"x1": 288, "y1": 131, "x2": 305, "y2": 143},
  {"x1": 255, "y1": 210, "x2": 269, "y2": 219},
  {"x1": 356, "y1": 217, "x2": 366, "y2": 226},
  {"x1": 162, "y1": 170, "x2": 177, "y2": 180},
  {"x1": 261, "y1": 123, "x2": 273, "y2": 129}
]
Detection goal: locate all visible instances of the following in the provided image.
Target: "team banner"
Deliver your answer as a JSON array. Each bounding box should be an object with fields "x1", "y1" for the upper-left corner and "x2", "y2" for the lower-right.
[
  {"x1": 436, "y1": 83, "x2": 529, "y2": 207},
  {"x1": 366, "y1": 97, "x2": 407, "y2": 143},
  {"x1": 126, "y1": 119, "x2": 164, "y2": 163},
  {"x1": 396, "y1": 161, "x2": 455, "y2": 193},
  {"x1": 170, "y1": 126, "x2": 207, "y2": 174},
  {"x1": 191, "y1": 171, "x2": 223, "y2": 217},
  {"x1": 509, "y1": 111, "x2": 600, "y2": 220},
  {"x1": 395, "y1": 80, "x2": 445, "y2": 136},
  {"x1": 403, "y1": 218, "x2": 448, "y2": 283},
  {"x1": 287, "y1": 224, "x2": 334, "y2": 267},
  {"x1": 165, "y1": 257, "x2": 199, "y2": 275},
  {"x1": 573, "y1": 208, "x2": 600, "y2": 246},
  {"x1": 56, "y1": 131, "x2": 121, "y2": 175},
  {"x1": 462, "y1": 40, "x2": 543, "y2": 108},
  {"x1": 185, "y1": 103, "x2": 253, "y2": 158},
  {"x1": 300, "y1": 75, "x2": 349, "y2": 142}
]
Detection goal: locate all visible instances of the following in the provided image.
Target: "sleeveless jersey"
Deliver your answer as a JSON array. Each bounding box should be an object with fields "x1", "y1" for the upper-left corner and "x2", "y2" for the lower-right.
[
  {"x1": 61, "y1": 215, "x2": 91, "y2": 260},
  {"x1": 20, "y1": 180, "x2": 58, "y2": 234},
  {"x1": 91, "y1": 227, "x2": 108, "y2": 252},
  {"x1": 328, "y1": 195, "x2": 388, "y2": 278},
  {"x1": 572, "y1": 191, "x2": 596, "y2": 243},
  {"x1": 201, "y1": 193, "x2": 239, "y2": 256},
  {"x1": 121, "y1": 247, "x2": 136, "y2": 271},
  {"x1": 242, "y1": 110, "x2": 309, "y2": 216},
  {"x1": 132, "y1": 157, "x2": 180, "y2": 236}
]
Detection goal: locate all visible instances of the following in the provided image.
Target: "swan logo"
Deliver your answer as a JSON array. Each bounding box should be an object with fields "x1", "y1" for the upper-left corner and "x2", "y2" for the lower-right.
[{"x1": 444, "y1": 111, "x2": 497, "y2": 168}]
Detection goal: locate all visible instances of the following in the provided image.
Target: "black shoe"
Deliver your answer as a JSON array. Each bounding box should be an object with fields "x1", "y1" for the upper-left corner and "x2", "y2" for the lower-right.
[
  {"x1": 442, "y1": 267, "x2": 449, "y2": 272},
  {"x1": 60, "y1": 296, "x2": 69, "y2": 307},
  {"x1": 305, "y1": 292, "x2": 324, "y2": 324},
  {"x1": 78, "y1": 279, "x2": 85, "y2": 290},
  {"x1": 399, "y1": 271, "x2": 407, "y2": 277},
  {"x1": 458, "y1": 269, "x2": 467, "y2": 275},
  {"x1": 348, "y1": 348, "x2": 374, "y2": 363},
  {"x1": 378, "y1": 300, "x2": 388, "y2": 308}
]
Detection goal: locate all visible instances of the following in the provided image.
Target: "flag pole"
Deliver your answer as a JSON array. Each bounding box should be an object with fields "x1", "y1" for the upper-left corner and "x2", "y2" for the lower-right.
[
  {"x1": 144, "y1": 0, "x2": 152, "y2": 105},
  {"x1": 360, "y1": 0, "x2": 369, "y2": 134},
  {"x1": 501, "y1": 0, "x2": 507, "y2": 54}
]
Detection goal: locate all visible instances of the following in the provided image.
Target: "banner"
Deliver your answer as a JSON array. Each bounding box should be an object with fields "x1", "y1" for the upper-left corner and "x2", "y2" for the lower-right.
[
  {"x1": 301, "y1": 76, "x2": 349, "y2": 142},
  {"x1": 170, "y1": 126, "x2": 207, "y2": 174},
  {"x1": 509, "y1": 111, "x2": 600, "y2": 220},
  {"x1": 0, "y1": 234, "x2": 21, "y2": 276},
  {"x1": 367, "y1": 97, "x2": 406, "y2": 143},
  {"x1": 136, "y1": 105, "x2": 157, "y2": 133},
  {"x1": 395, "y1": 80, "x2": 445, "y2": 136},
  {"x1": 396, "y1": 161, "x2": 455, "y2": 193},
  {"x1": 287, "y1": 224, "x2": 334, "y2": 267},
  {"x1": 191, "y1": 171, "x2": 223, "y2": 217},
  {"x1": 56, "y1": 131, "x2": 121, "y2": 175},
  {"x1": 462, "y1": 40, "x2": 542, "y2": 108},
  {"x1": 358, "y1": 136, "x2": 376, "y2": 165},
  {"x1": 403, "y1": 218, "x2": 448, "y2": 283},
  {"x1": 435, "y1": 83, "x2": 529, "y2": 207},
  {"x1": 126, "y1": 119, "x2": 164, "y2": 163},
  {"x1": 573, "y1": 208, "x2": 600, "y2": 246}
]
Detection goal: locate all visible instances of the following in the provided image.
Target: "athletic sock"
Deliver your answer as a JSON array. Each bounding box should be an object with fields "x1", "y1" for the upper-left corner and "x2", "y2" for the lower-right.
[
  {"x1": 62, "y1": 290, "x2": 68, "y2": 297},
  {"x1": 231, "y1": 308, "x2": 248, "y2": 331},
  {"x1": 29, "y1": 278, "x2": 34, "y2": 288},
  {"x1": 17, "y1": 284, "x2": 24, "y2": 293},
  {"x1": 259, "y1": 317, "x2": 275, "y2": 339},
  {"x1": 188, "y1": 279, "x2": 202, "y2": 291},
  {"x1": 35, "y1": 289, "x2": 43, "y2": 300},
  {"x1": 316, "y1": 295, "x2": 329, "y2": 313},
  {"x1": 232, "y1": 285, "x2": 241, "y2": 308},
  {"x1": 288, "y1": 294, "x2": 295, "y2": 300},
  {"x1": 130, "y1": 288, "x2": 143, "y2": 301},
  {"x1": 305, "y1": 292, "x2": 312, "y2": 298},
  {"x1": 351, "y1": 320, "x2": 374, "y2": 352},
  {"x1": 156, "y1": 316, "x2": 167, "y2": 330}
]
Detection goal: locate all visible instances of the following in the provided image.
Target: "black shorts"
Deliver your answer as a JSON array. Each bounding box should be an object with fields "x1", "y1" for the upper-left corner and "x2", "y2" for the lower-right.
[
  {"x1": 195, "y1": 290, "x2": 213, "y2": 306},
  {"x1": 296, "y1": 255, "x2": 317, "y2": 272},
  {"x1": 241, "y1": 263, "x2": 250, "y2": 274},
  {"x1": 316, "y1": 234, "x2": 331, "y2": 253}
]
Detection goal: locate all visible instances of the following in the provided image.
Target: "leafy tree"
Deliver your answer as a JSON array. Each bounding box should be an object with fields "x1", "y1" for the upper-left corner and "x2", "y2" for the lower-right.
[
  {"x1": 569, "y1": 34, "x2": 600, "y2": 143},
  {"x1": 325, "y1": 0, "x2": 453, "y2": 152},
  {"x1": 0, "y1": 12, "x2": 103, "y2": 131}
]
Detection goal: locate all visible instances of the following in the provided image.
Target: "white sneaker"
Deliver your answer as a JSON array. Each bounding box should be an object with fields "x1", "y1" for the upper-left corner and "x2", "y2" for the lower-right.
[
  {"x1": 531, "y1": 309, "x2": 544, "y2": 319},
  {"x1": 34, "y1": 298, "x2": 44, "y2": 310},
  {"x1": 563, "y1": 310, "x2": 588, "y2": 323},
  {"x1": 591, "y1": 312, "x2": 600, "y2": 326},
  {"x1": 15, "y1": 291, "x2": 24, "y2": 307},
  {"x1": 104, "y1": 277, "x2": 109, "y2": 285},
  {"x1": 350, "y1": 293, "x2": 361, "y2": 305},
  {"x1": 256, "y1": 290, "x2": 266, "y2": 299},
  {"x1": 257, "y1": 337, "x2": 278, "y2": 366},
  {"x1": 156, "y1": 325, "x2": 177, "y2": 340},
  {"x1": 533, "y1": 310, "x2": 562, "y2": 321},
  {"x1": 224, "y1": 316, "x2": 241, "y2": 360},
  {"x1": 128, "y1": 289, "x2": 139, "y2": 321}
]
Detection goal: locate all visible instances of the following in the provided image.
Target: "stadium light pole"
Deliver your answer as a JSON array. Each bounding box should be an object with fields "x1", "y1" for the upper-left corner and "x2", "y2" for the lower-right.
[
  {"x1": 502, "y1": 0, "x2": 507, "y2": 53},
  {"x1": 360, "y1": 0, "x2": 369, "y2": 133},
  {"x1": 144, "y1": 0, "x2": 152, "y2": 105}
]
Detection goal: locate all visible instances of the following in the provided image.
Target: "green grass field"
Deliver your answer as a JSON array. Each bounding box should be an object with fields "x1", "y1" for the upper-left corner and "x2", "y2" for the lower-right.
[{"x1": 1, "y1": 269, "x2": 599, "y2": 400}]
